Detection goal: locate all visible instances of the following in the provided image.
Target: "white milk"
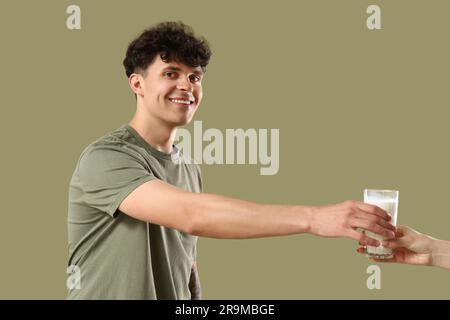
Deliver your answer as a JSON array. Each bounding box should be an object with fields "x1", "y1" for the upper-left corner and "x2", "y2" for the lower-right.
[{"x1": 364, "y1": 199, "x2": 398, "y2": 258}]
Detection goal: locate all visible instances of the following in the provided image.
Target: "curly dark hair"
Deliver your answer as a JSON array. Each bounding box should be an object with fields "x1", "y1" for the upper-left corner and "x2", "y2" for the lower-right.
[{"x1": 123, "y1": 21, "x2": 212, "y2": 78}]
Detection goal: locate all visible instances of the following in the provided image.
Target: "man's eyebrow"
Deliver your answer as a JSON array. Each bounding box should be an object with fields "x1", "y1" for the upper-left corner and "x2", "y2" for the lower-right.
[{"x1": 162, "y1": 66, "x2": 204, "y2": 76}]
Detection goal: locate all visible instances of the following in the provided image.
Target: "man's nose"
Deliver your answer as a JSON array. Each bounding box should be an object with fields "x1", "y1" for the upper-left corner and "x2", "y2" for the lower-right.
[{"x1": 177, "y1": 76, "x2": 194, "y2": 92}]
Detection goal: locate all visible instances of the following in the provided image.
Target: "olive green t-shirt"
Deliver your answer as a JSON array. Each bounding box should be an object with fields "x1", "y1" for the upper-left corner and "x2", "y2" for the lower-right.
[{"x1": 67, "y1": 124, "x2": 202, "y2": 299}]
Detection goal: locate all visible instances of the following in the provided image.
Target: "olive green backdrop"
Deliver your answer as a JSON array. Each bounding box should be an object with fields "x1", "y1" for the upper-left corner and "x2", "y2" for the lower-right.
[{"x1": 0, "y1": 0, "x2": 449, "y2": 299}]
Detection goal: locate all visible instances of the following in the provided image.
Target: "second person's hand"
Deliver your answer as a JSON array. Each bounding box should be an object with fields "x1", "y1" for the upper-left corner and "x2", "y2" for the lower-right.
[{"x1": 356, "y1": 225, "x2": 434, "y2": 265}]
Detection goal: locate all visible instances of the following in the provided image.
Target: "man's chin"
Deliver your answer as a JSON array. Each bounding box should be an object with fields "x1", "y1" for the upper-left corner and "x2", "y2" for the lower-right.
[{"x1": 171, "y1": 117, "x2": 193, "y2": 128}]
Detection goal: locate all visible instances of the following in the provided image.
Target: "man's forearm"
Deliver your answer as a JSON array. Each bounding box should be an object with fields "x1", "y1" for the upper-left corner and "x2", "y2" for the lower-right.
[
  {"x1": 431, "y1": 239, "x2": 450, "y2": 270},
  {"x1": 188, "y1": 192, "x2": 312, "y2": 239}
]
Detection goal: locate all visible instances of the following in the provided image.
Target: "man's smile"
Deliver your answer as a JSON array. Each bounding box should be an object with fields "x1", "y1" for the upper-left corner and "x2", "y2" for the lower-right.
[{"x1": 168, "y1": 96, "x2": 195, "y2": 107}]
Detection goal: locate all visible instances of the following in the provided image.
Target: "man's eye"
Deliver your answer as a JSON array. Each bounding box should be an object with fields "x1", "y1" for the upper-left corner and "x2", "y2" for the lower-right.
[
  {"x1": 165, "y1": 72, "x2": 176, "y2": 78},
  {"x1": 190, "y1": 75, "x2": 201, "y2": 82}
]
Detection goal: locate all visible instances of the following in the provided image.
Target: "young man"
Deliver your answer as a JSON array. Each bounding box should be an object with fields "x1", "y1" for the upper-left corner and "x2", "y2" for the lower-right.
[{"x1": 67, "y1": 21, "x2": 396, "y2": 299}]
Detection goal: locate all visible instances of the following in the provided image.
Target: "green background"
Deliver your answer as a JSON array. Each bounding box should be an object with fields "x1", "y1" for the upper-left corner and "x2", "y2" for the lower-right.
[{"x1": 0, "y1": 0, "x2": 449, "y2": 299}]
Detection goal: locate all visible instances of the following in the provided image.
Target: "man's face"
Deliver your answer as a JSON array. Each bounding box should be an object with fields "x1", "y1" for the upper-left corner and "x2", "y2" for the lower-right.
[{"x1": 135, "y1": 55, "x2": 204, "y2": 127}]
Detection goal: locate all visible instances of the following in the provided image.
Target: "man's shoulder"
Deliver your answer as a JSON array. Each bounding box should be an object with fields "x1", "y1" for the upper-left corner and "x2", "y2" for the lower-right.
[
  {"x1": 88, "y1": 124, "x2": 130, "y2": 149},
  {"x1": 77, "y1": 125, "x2": 145, "y2": 167}
]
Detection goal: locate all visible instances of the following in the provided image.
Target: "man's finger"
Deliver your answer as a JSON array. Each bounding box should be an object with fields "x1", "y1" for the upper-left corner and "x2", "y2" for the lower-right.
[
  {"x1": 356, "y1": 202, "x2": 391, "y2": 221},
  {"x1": 348, "y1": 229, "x2": 380, "y2": 247},
  {"x1": 354, "y1": 212, "x2": 396, "y2": 231},
  {"x1": 352, "y1": 218, "x2": 396, "y2": 239},
  {"x1": 375, "y1": 217, "x2": 396, "y2": 231}
]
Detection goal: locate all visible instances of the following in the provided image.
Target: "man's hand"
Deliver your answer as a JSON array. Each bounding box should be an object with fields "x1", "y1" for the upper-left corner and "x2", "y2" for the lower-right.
[{"x1": 309, "y1": 201, "x2": 396, "y2": 246}]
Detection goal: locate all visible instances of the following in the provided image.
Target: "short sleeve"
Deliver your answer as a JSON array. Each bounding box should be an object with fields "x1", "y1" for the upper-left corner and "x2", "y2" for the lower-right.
[{"x1": 76, "y1": 145, "x2": 156, "y2": 217}]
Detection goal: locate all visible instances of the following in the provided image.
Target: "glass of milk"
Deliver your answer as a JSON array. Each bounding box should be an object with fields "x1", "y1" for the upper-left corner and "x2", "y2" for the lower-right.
[{"x1": 363, "y1": 189, "x2": 399, "y2": 259}]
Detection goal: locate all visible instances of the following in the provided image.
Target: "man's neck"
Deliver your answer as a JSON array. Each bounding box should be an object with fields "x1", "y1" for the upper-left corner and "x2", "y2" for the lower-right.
[{"x1": 128, "y1": 113, "x2": 177, "y2": 154}]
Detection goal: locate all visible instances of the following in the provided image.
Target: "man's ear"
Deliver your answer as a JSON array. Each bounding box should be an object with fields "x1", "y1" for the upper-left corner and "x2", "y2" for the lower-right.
[{"x1": 128, "y1": 73, "x2": 145, "y2": 97}]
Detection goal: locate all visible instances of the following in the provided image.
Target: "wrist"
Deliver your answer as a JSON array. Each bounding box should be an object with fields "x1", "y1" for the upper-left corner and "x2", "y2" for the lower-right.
[
  {"x1": 423, "y1": 236, "x2": 437, "y2": 266},
  {"x1": 430, "y1": 238, "x2": 450, "y2": 268},
  {"x1": 301, "y1": 205, "x2": 318, "y2": 235}
]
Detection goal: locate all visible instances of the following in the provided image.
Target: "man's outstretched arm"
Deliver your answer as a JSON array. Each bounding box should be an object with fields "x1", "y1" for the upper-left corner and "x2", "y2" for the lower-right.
[{"x1": 119, "y1": 180, "x2": 395, "y2": 245}]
